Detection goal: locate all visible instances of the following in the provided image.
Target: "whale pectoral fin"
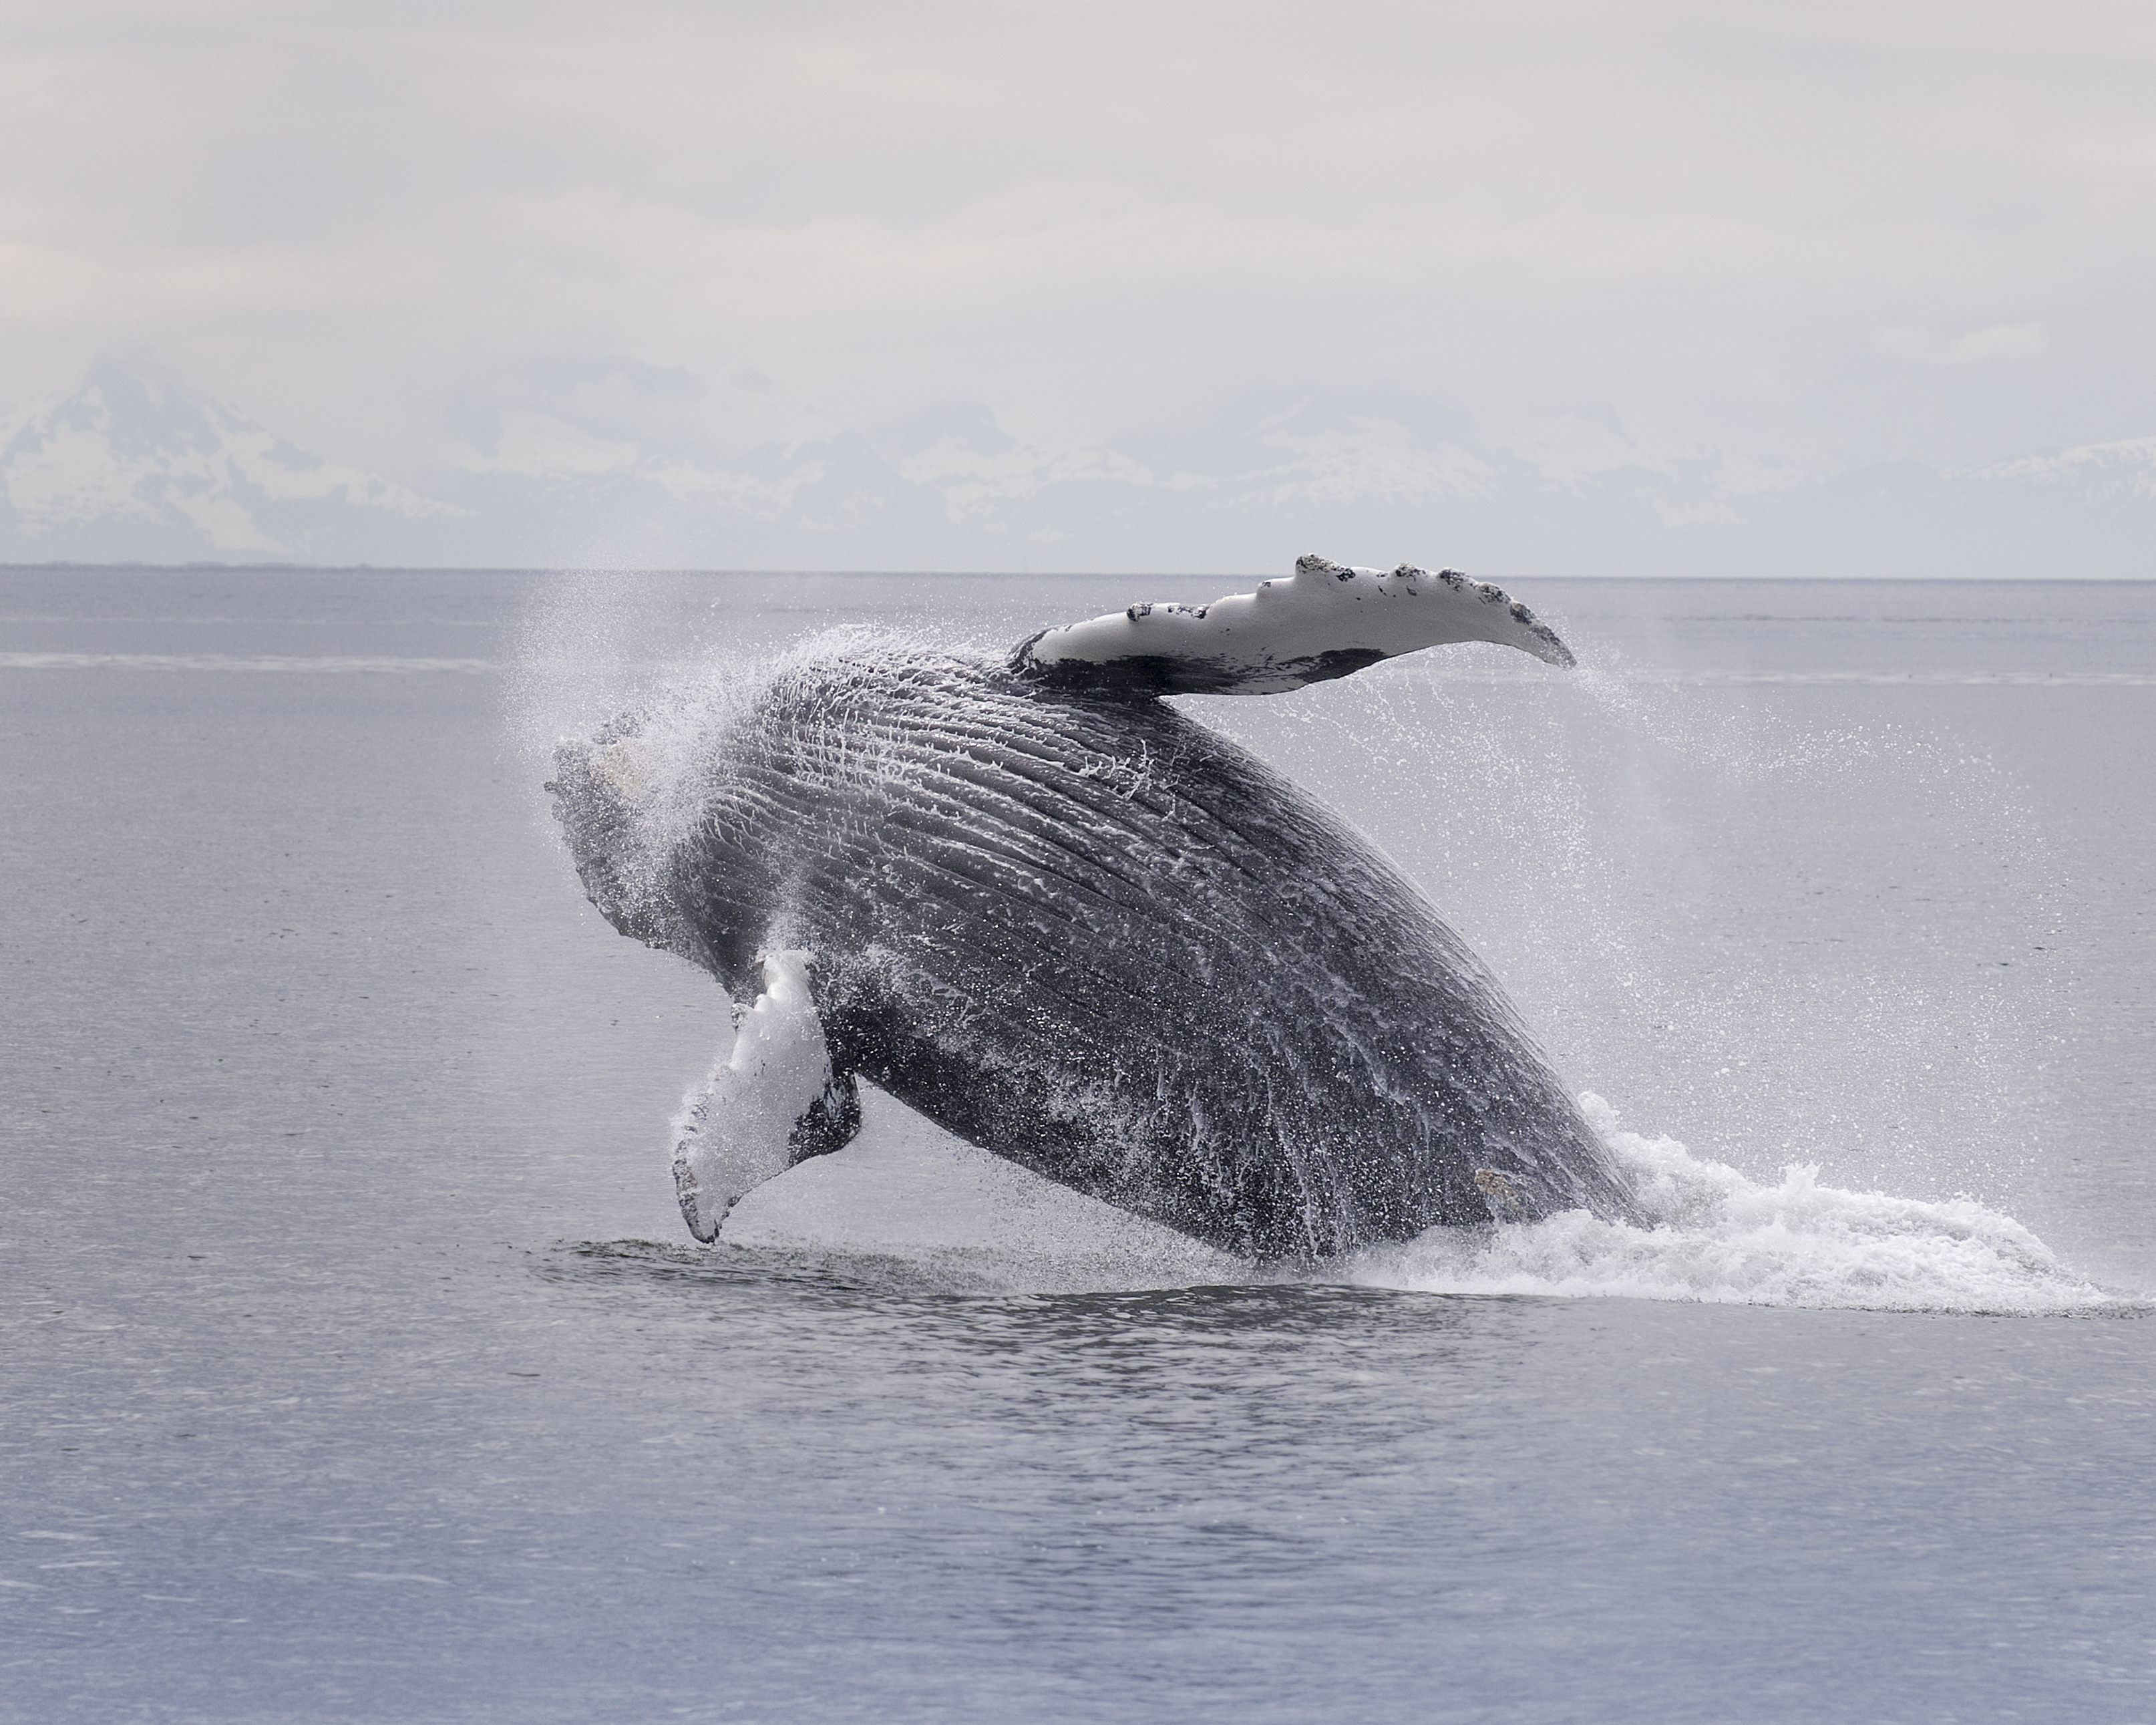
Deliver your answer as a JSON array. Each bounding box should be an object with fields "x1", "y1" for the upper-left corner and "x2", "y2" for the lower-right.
[
  {"x1": 670, "y1": 949, "x2": 858, "y2": 1243},
  {"x1": 1009, "y1": 555, "x2": 1576, "y2": 696}
]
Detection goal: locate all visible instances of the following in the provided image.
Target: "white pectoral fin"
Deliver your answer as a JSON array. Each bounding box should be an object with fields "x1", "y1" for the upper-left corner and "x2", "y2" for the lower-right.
[
  {"x1": 1009, "y1": 554, "x2": 1576, "y2": 696},
  {"x1": 670, "y1": 949, "x2": 855, "y2": 1243}
]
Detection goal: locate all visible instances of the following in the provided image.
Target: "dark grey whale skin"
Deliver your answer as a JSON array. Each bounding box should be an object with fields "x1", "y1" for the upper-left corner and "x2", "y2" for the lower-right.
[{"x1": 552, "y1": 643, "x2": 1640, "y2": 1263}]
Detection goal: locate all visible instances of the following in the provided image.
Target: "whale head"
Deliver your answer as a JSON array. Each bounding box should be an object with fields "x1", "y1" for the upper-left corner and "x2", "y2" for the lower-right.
[{"x1": 547, "y1": 712, "x2": 710, "y2": 966}]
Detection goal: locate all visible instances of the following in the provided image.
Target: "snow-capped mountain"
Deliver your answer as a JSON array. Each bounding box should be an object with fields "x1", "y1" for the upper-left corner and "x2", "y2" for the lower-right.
[
  {"x1": 1, "y1": 358, "x2": 471, "y2": 565},
  {"x1": 4, "y1": 358, "x2": 2151, "y2": 577},
  {"x1": 1972, "y1": 437, "x2": 2156, "y2": 502}
]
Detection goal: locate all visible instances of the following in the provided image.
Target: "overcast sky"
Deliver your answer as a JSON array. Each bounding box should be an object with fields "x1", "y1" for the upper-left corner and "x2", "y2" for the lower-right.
[{"x1": 4, "y1": 0, "x2": 2153, "y2": 517}]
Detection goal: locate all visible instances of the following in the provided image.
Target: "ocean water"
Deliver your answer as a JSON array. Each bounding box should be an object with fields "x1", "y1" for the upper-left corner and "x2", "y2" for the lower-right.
[{"x1": 3, "y1": 566, "x2": 2151, "y2": 1723}]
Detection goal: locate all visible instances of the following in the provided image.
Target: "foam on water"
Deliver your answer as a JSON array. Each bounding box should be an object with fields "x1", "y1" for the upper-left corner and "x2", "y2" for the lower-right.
[{"x1": 1342, "y1": 1094, "x2": 2123, "y2": 1314}]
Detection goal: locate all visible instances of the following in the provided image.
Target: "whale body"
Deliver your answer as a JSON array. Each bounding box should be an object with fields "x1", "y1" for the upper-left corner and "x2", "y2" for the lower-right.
[{"x1": 550, "y1": 557, "x2": 1640, "y2": 1262}]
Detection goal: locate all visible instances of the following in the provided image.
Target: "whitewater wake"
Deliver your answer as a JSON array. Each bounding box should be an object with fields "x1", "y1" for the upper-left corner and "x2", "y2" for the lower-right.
[{"x1": 1343, "y1": 1094, "x2": 2122, "y2": 1314}]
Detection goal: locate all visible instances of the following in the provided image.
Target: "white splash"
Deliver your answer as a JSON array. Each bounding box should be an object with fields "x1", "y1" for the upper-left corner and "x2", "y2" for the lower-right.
[{"x1": 1343, "y1": 1094, "x2": 2121, "y2": 1313}]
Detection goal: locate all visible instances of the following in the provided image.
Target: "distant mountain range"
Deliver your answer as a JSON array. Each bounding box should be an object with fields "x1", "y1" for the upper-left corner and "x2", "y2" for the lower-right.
[
  {"x1": 4, "y1": 357, "x2": 2151, "y2": 576},
  {"x1": 0, "y1": 360, "x2": 472, "y2": 566}
]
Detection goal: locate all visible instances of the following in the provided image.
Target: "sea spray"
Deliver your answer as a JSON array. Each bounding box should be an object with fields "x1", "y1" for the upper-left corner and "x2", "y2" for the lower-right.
[{"x1": 1193, "y1": 643, "x2": 2062, "y2": 1209}]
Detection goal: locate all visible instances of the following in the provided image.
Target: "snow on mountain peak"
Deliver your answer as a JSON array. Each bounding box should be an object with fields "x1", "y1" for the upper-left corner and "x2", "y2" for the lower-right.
[{"x1": 2, "y1": 359, "x2": 466, "y2": 560}]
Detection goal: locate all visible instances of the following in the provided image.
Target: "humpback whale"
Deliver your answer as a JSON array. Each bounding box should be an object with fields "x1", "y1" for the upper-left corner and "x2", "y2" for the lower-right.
[{"x1": 549, "y1": 555, "x2": 1640, "y2": 1263}]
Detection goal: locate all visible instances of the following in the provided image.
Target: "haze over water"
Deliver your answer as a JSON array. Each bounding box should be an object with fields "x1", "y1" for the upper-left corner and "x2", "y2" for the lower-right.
[{"x1": 4, "y1": 567, "x2": 2152, "y2": 1722}]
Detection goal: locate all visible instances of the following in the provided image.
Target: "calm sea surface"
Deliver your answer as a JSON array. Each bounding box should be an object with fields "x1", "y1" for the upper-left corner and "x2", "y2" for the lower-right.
[{"x1": 3, "y1": 568, "x2": 2152, "y2": 1723}]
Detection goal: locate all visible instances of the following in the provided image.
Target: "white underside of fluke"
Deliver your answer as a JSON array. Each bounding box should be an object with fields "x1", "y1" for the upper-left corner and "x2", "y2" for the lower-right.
[
  {"x1": 670, "y1": 948, "x2": 832, "y2": 1242},
  {"x1": 1017, "y1": 553, "x2": 1574, "y2": 693}
]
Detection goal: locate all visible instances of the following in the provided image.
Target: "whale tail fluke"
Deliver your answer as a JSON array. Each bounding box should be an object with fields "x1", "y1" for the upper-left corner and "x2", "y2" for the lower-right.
[{"x1": 1009, "y1": 555, "x2": 1575, "y2": 697}]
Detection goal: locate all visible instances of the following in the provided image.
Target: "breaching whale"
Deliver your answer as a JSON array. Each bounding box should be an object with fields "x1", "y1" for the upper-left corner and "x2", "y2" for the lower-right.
[{"x1": 549, "y1": 555, "x2": 1640, "y2": 1262}]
